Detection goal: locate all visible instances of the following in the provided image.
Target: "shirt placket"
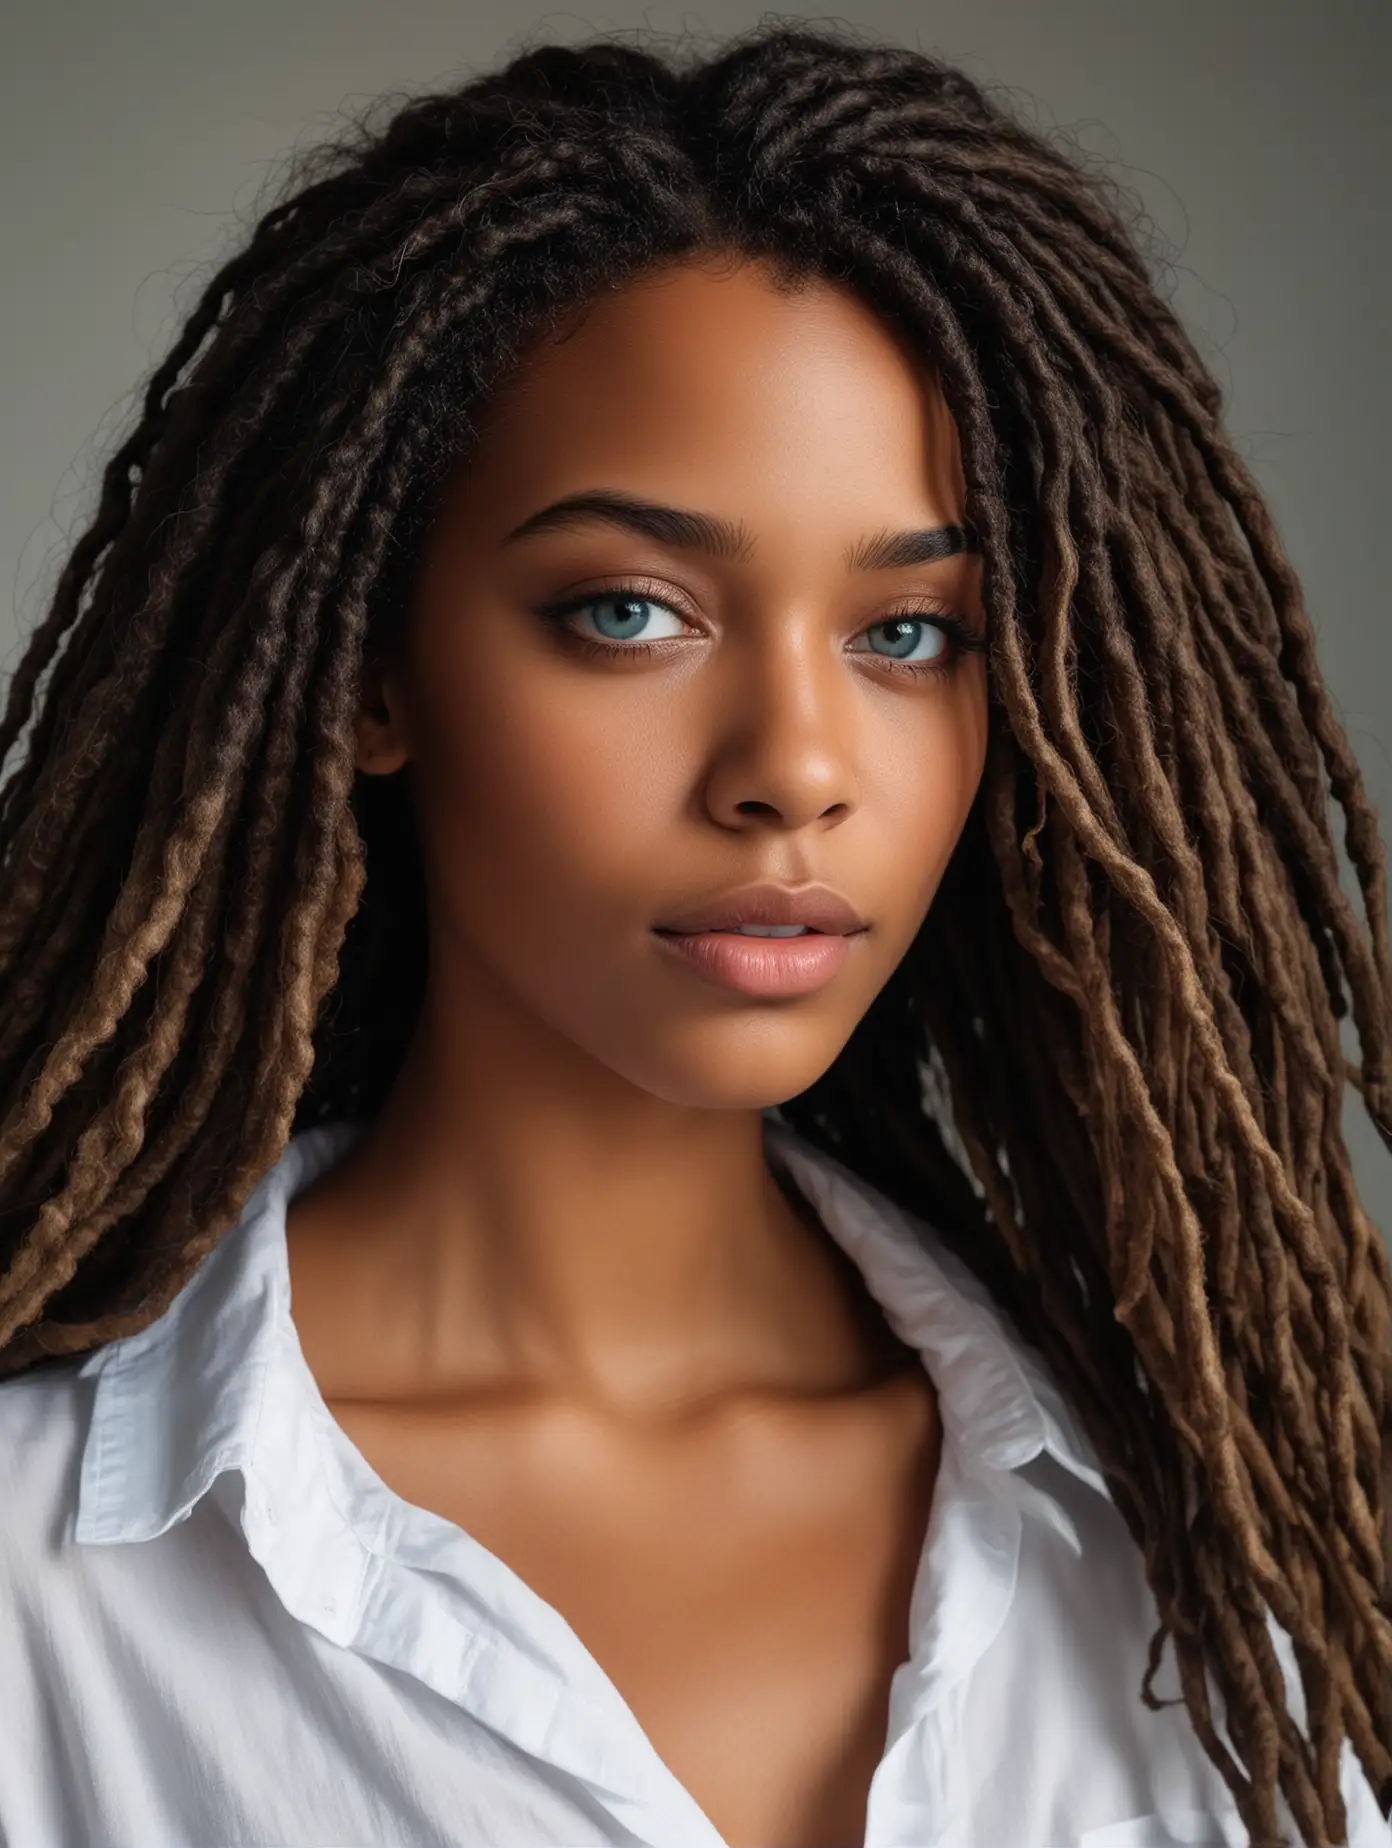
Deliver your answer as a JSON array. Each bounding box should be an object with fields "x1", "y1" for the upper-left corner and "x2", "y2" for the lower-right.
[{"x1": 861, "y1": 1442, "x2": 1028, "y2": 1848}]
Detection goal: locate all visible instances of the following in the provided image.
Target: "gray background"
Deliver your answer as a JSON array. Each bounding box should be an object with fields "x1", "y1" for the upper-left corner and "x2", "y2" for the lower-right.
[{"x1": 2, "y1": 0, "x2": 1389, "y2": 1231}]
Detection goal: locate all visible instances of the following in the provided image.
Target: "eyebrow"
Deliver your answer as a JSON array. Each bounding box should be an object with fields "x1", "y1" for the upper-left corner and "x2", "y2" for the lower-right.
[{"x1": 501, "y1": 488, "x2": 975, "y2": 573}]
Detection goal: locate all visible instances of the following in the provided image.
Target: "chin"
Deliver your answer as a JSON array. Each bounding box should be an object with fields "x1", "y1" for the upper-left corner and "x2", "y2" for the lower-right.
[{"x1": 600, "y1": 1014, "x2": 858, "y2": 1113}]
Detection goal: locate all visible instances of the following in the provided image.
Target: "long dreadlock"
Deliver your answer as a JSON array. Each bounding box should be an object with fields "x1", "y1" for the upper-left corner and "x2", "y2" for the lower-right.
[{"x1": 0, "y1": 23, "x2": 1387, "y2": 1844}]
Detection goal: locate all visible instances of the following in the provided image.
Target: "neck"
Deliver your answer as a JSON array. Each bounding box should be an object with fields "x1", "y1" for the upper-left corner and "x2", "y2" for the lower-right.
[{"x1": 284, "y1": 978, "x2": 911, "y2": 1419}]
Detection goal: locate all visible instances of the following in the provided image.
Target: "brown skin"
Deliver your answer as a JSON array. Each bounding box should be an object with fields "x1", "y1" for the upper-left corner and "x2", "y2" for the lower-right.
[{"x1": 286, "y1": 255, "x2": 988, "y2": 1847}]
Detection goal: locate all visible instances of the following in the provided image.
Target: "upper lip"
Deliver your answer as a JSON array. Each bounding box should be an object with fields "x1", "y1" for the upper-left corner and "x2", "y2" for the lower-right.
[{"x1": 654, "y1": 882, "x2": 869, "y2": 935}]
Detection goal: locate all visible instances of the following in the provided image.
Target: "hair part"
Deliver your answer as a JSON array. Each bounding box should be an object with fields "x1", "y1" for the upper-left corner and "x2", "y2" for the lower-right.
[{"x1": 0, "y1": 21, "x2": 1388, "y2": 1842}]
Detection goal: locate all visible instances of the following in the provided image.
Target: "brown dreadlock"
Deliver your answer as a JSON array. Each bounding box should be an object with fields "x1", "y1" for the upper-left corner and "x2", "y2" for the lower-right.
[{"x1": 0, "y1": 22, "x2": 1388, "y2": 1845}]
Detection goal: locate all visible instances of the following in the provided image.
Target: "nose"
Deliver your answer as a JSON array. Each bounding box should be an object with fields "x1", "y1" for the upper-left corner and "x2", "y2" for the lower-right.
[{"x1": 700, "y1": 619, "x2": 860, "y2": 833}]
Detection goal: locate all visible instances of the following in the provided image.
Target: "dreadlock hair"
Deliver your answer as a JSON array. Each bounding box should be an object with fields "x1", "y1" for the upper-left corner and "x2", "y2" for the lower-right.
[{"x1": 0, "y1": 19, "x2": 1388, "y2": 1842}]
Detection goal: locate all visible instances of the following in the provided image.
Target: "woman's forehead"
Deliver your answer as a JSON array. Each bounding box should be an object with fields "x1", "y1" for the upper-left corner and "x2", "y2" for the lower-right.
[
  {"x1": 438, "y1": 258, "x2": 964, "y2": 537},
  {"x1": 491, "y1": 256, "x2": 946, "y2": 413}
]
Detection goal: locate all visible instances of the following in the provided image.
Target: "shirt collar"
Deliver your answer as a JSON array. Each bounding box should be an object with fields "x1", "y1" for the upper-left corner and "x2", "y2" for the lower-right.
[
  {"x1": 73, "y1": 1111, "x2": 1107, "y2": 1553},
  {"x1": 764, "y1": 1118, "x2": 1106, "y2": 1498},
  {"x1": 74, "y1": 1119, "x2": 363, "y2": 1546}
]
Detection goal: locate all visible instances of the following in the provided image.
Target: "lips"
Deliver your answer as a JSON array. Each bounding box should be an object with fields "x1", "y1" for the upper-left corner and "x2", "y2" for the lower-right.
[
  {"x1": 654, "y1": 881, "x2": 868, "y2": 936},
  {"x1": 653, "y1": 921, "x2": 857, "y2": 998}
]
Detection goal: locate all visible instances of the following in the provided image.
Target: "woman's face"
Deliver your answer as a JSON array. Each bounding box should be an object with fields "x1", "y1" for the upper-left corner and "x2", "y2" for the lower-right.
[{"x1": 359, "y1": 255, "x2": 989, "y2": 1109}]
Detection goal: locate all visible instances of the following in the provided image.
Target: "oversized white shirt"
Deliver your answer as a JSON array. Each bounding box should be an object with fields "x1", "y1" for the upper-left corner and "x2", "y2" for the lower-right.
[{"x1": 0, "y1": 1114, "x2": 1387, "y2": 1848}]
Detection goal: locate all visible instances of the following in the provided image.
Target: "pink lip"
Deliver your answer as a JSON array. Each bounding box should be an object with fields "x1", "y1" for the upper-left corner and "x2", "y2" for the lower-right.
[
  {"x1": 652, "y1": 927, "x2": 856, "y2": 998},
  {"x1": 655, "y1": 881, "x2": 867, "y2": 935}
]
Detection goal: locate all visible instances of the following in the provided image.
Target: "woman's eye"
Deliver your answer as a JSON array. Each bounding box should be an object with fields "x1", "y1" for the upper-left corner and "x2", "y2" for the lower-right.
[
  {"x1": 568, "y1": 593, "x2": 690, "y2": 643},
  {"x1": 848, "y1": 617, "x2": 947, "y2": 664},
  {"x1": 540, "y1": 589, "x2": 974, "y2": 675}
]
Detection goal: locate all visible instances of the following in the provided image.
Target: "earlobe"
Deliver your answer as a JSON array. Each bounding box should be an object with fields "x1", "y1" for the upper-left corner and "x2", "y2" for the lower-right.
[
  {"x1": 354, "y1": 658, "x2": 412, "y2": 777},
  {"x1": 355, "y1": 729, "x2": 410, "y2": 777}
]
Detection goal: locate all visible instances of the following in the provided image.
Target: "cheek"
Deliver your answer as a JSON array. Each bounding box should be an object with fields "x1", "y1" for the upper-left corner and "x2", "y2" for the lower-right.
[
  {"x1": 407, "y1": 659, "x2": 686, "y2": 936},
  {"x1": 878, "y1": 677, "x2": 988, "y2": 901}
]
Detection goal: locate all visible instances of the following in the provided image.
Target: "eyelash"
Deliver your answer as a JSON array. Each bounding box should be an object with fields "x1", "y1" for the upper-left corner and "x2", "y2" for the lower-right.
[{"x1": 534, "y1": 581, "x2": 987, "y2": 682}]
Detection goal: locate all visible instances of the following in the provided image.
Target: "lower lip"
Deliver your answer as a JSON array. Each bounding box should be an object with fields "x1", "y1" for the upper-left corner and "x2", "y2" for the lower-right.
[{"x1": 652, "y1": 928, "x2": 859, "y2": 998}]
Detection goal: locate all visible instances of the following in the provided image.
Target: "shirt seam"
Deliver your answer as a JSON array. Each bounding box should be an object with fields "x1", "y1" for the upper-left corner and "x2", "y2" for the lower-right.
[{"x1": 88, "y1": 1328, "x2": 146, "y2": 1540}]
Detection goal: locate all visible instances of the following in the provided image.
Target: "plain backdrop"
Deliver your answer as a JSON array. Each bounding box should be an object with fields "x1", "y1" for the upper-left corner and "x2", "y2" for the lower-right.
[{"x1": 2, "y1": 0, "x2": 1389, "y2": 1233}]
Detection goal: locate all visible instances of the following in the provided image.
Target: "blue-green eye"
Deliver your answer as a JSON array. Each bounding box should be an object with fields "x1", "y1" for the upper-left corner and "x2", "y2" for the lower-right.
[
  {"x1": 849, "y1": 618, "x2": 946, "y2": 664},
  {"x1": 536, "y1": 583, "x2": 984, "y2": 678},
  {"x1": 564, "y1": 593, "x2": 689, "y2": 643}
]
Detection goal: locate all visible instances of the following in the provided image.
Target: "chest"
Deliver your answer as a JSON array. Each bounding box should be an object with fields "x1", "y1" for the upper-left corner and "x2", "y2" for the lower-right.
[{"x1": 325, "y1": 1372, "x2": 941, "y2": 1848}]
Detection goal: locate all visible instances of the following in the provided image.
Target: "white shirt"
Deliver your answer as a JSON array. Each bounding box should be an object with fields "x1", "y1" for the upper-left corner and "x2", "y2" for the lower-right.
[{"x1": 0, "y1": 1114, "x2": 1386, "y2": 1848}]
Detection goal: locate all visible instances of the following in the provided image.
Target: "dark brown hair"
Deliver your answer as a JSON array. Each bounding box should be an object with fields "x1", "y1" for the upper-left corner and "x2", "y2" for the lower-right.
[{"x1": 0, "y1": 22, "x2": 1388, "y2": 1843}]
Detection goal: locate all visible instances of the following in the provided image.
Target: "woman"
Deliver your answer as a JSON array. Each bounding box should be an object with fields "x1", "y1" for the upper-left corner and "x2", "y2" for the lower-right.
[{"x1": 0, "y1": 22, "x2": 1387, "y2": 1848}]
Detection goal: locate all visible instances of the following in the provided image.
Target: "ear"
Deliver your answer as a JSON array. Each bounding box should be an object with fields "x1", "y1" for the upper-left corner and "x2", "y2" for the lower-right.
[{"x1": 355, "y1": 651, "x2": 412, "y2": 776}]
